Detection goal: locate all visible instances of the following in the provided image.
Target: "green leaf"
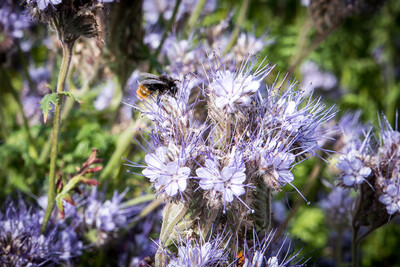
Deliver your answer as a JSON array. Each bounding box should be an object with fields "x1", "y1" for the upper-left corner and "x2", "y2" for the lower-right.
[
  {"x1": 59, "y1": 91, "x2": 83, "y2": 104},
  {"x1": 39, "y1": 93, "x2": 58, "y2": 123}
]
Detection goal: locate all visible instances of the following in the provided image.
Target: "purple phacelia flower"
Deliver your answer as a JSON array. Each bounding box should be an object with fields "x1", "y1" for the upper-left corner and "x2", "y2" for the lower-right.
[
  {"x1": 337, "y1": 150, "x2": 372, "y2": 187},
  {"x1": 337, "y1": 111, "x2": 370, "y2": 153},
  {"x1": 83, "y1": 187, "x2": 136, "y2": 233},
  {"x1": 27, "y1": 0, "x2": 62, "y2": 11},
  {"x1": 240, "y1": 230, "x2": 308, "y2": 267},
  {"x1": 162, "y1": 227, "x2": 229, "y2": 267},
  {"x1": 142, "y1": 142, "x2": 193, "y2": 198},
  {"x1": 300, "y1": 61, "x2": 338, "y2": 93},
  {"x1": 206, "y1": 56, "x2": 272, "y2": 114},
  {"x1": 379, "y1": 180, "x2": 400, "y2": 215},
  {"x1": 0, "y1": 4, "x2": 31, "y2": 39},
  {"x1": 167, "y1": 241, "x2": 226, "y2": 267},
  {"x1": 320, "y1": 186, "x2": 353, "y2": 227},
  {"x1": 158, "y1": 161, "x2": 191, "y2": 197},
  {"x1": 0, "y1": 199, "x2": 82, "y2": 265},
  {"x1": 196, "y1": 151, "x2": 247, "y2": 207},
  {"x1": 94, "y1": 79, "x2": 117, "y2": 111}
]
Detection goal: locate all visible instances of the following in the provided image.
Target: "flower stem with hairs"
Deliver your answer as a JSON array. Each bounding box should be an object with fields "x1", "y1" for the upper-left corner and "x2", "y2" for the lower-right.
[{"x1": 41, "y1": 39, "x2": 75, "y2": 233}]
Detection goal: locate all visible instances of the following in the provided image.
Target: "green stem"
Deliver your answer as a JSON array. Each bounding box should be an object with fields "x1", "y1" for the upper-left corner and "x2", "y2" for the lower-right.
[
  {"x1": 224, "y1": 0, "x2": 250, "y2": 54},
  {"x1": 41, "y1": 41, "x2": 75, "y2": 233},
  {"x1": 336, "y1": 227, "x2": 343, "y2": 267},
  {"x1": 351, "y1": 224, "x2": 359, "y2": 267},
  {"x1": 351, "y1": 188, "x2": 363, "y2": 267},
  {"x1": 186, "y1": 0, "x2": 207, "y2": 35},
  {"x1": 39, "y1": 69, "x2": 91, "y2": 164},
  {"x1": 149, "y1": 0, "x2": 182, "y2": 73},
  {"x1": 286, "y1": 26, "x2": 337, "y2": 77},
  {"x1": 156, "y1": 202, "x2": 188, "y2": 267},
  {"x1": 99, "y1": 117, "x2": 147, "y2": 182}
]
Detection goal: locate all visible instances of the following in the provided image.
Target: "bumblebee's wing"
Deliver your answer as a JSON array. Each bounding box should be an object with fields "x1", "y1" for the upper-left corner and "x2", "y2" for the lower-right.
[
  {"x1": 140, "y1": 79, "x2": 165, "y2": 86},
  {"x1": 140, "y1": 73, "x2": 160, "y2": 80}
]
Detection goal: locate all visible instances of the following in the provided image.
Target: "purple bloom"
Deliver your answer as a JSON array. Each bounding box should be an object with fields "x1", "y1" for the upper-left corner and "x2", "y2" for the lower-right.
[
  {"x1": 83, "y1": 187, "x2": 136, "y2": 233},
  {"x1": 379, "y1": 181, "x2": 400, "y2": 215},
  {"x1": 94, "y1": 79, "x2": 117, "y2": 111},
  {"x1": 158, "y1": 161, "x2": 191, "y2": 197},
  {"x1": 337, "y1": 150, "x2": 372, "y2": 187},
  {"x1": 300, "y1": 61, "x2": 338, "y2": 93},
  {"x1": 28, "y1": 0, "x2": 62, "y2": 10},
  {"x1": 0, "y1": 2, "x2": 31, "y2": 39},
  {"x1": 320, "y1": 186, "x2": 353, "y2": 227},
  {"x1": 142, "y1": 142, "x2": 193, "y2": 197},
  {"x1": 206, "y1": 56, "x2": 272, "y2": 113},
  {"x1": 337, "y1": 111, "x2": 370, "y2": 153},
  {"x1": 240, "y1": 230, "x2": 307, "y2": 267},
  {"x1": 163, "y1": 227, "x2": 228, "y2": 267},
  {"x1": 143, "y1": 0, "x2": 216, "y2": 27},
  {"x1": 0, "y1": 199, "x2": 82, "y2": 265},
  {"x1": 196, "y1": 151, "x2": 247, "y2": 207}
]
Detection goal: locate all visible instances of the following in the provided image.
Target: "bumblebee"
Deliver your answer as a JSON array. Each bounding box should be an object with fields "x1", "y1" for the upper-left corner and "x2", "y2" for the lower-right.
[{"x1": 136, "y1": 73, "x2": 178, "y2": 99}]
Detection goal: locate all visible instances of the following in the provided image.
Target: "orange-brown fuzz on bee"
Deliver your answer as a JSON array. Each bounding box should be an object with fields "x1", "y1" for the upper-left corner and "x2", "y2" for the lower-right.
[
  {"x1": 236, "y1": 251, "x2": 245, "y2": 267},
  {"x1": 137, "y1": 84, "x2": 151, "y2": 99}
]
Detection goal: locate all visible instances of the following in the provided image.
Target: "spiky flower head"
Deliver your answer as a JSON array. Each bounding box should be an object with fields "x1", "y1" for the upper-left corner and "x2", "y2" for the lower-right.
[
  {"x1": 130, "y1": 53, "x2": 335, "y2": 264},
  {"x1": 132, "y1": 52, "x2": 335, "y2": 207},
  {"x1": 25, "y1": 0, "x2": 104, "y2": 44},
  {"x1": 161, "y1": 227, "x2": 229, "y2": 267},
  {"x1": 80, "y1": 187, "x2": 139, "y2": 245},
  {"x1": 239, "y1": 230, "x2": 307, "y2": 267},
  {"x1": 334, "y1": 113, "x2": 400, "y2": 233},
  {"x1": 0, "y1": 199, "x2": 82, "y2": 265}
]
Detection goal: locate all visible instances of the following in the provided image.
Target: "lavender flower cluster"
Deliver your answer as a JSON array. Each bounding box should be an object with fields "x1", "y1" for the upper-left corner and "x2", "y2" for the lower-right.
[
  {"x1": 0, "y1": 199, "x2": 82, "y2": 266},
  {"x1": 134, "y1": 54, "x2": 334, "y2": 206},
  {"x1": 0, "y1": 187, "x2": 149, "y2": 265},
  {"x1": 128, "y1": 52, "x2": 335, "y2": 264},
  {"x1": 336, "y1": 113, "x2": 400, "y2": 218}
]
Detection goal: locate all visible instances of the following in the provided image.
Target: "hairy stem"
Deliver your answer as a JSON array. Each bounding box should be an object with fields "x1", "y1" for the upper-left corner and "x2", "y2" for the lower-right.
[
  {"x1": 156, "y1": 202, "x2": 188, "y2": 267},
  {"x1": 41, "y1": 41, "x2": 75, "y2": 233},
  {"x1": 39, "y1": 65, "x2": 92, "y2": 163}
]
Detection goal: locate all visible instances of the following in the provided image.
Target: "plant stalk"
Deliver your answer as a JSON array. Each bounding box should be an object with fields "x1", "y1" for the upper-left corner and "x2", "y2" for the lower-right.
[
  {"x1": 186, "y1": 0, "x2": 207, "y2": 35},
  {"x1": 149, "y1": 0, "x2": 182, "y2": 73},
  {"x1": 41, "y1": 41, "x2": 75, "y2": 233},
  {"x1": 224, "y1": 0, "x2": 250, "y2": 54}
]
